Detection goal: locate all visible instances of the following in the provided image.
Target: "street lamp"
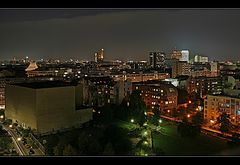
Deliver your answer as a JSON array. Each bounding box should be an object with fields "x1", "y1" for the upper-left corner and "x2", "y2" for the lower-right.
[
  {"x1": 159, "y1": 119, "x2": 162, "y2": 124},
  {"x1": 188, "y1": 100, "x2": 192, "y2": 104},
  {"x1": 131, "y1": 119, "x2": 134, "y2": 123},
  {"x1": 144, "y1": 131, "x2": 148, "y2": 136},
  {"x1": 187, "y1": 114, "x2": 191, "y2": 118}
]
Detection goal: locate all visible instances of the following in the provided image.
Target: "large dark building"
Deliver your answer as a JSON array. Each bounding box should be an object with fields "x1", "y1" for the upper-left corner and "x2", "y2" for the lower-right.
[{"x1": 149, "y1": 52, "x2": 165, "y2": 68}]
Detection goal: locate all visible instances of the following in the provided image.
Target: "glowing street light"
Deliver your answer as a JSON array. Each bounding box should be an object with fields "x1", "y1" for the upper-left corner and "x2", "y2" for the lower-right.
[
  {"x1": 167, "y1": 110, "x2": 170, "y2": 113},
  {"x1": 188, "y1": 100, "x2": 192, "y2": 104},
  {"x1": 9, "y1": 124, "x2": 13, "y2": 128},
  {"x1": 131, "y1": 119, "x2": 134, "y2": 123},
  {"x1": 17, "y1": 137, "x2": 21, "y2": 141},
  {"x1": 0, "y1": 115, "x2": 3, "y2": 119},
  {"x1": 187, "y1": 114, "x2": 191, "y2": 118},
  {"x1": 159, "y1": 119, "x2": 162, "y2": 123},
  {"x1": 144, "y1": 131, "x2": 148, "y2": 136}
]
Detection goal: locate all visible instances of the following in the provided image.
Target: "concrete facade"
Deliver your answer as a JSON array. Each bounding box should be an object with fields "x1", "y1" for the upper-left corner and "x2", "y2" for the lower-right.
[{"x1": 5, "y1": 83, "x2": 92, "y2": 134}]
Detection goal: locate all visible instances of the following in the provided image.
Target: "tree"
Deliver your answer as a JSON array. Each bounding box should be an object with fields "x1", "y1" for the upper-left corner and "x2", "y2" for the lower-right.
[
  {"x1": 177, "y1": 121, "x2": 200, "y2": 138},
  {"x1": 63, "y1": 144, "x2": 77, "y2": 156},
  {"x1": 53, "y1": 143, "x2": 64, "y2": 156},
  {"x1": 152, "y1": 105, "x2": 161, "y2": 126},
  {"x1": 217, "y1": 112, "x2": 232, "y2": 134},
  {"x1": 154, "y1": 148, "x2": 165, "y2": 156},
  {"x1": 95, "y1": 104, "x2": 114, "y2": 125},
  {"x1": 192, "y1": 111, "x2": 203, "y2": 126},
  {"x1": 177, "y1": 88, "x2": 189, "y2": 104},
  {"x1": 129, "y1": 90, "x2": 147, "y2": 127},
  {"x1": 0, "y1": 137, "x2": 11, "y2": 149},
  {"x1": 103, "y1": 142, "x2": 115, "y2": 156},
  {"x1": 77, "y1": 130, "x2": 103, "y2": 155},
  {"x1": 104, "y1": 124, "x2": 132, "y2": 155},
  {"x1": 45, "y1": 134, "x2": 59, "y2": 156}
]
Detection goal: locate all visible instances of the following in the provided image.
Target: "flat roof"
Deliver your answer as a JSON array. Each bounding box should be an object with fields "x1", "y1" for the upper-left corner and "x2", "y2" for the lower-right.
[{"x1": 11, "y1": 81, "x2": 75, "y2": 89}]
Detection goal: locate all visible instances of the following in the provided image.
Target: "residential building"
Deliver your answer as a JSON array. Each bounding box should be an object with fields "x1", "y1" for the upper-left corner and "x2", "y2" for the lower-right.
[{"x1": 133, "y1": 81, "x2": 178, "y2": 114}]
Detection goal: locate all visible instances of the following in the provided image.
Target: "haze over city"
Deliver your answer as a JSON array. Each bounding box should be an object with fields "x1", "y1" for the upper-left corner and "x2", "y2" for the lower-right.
[
  {"x1": 1, "y1": 8, "x2": 240, "y2": 157},
  {"x1": 1, "y1": 9, "x2": 240, "y2": 61}
]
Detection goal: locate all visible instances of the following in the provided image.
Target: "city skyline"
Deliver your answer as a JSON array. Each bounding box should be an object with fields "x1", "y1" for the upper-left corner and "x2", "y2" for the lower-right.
[{"x1": 1, "y1": 9, "x2": 240, "y2": 61}]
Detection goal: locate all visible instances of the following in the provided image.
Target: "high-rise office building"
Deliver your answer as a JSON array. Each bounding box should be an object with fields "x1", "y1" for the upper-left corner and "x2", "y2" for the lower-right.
[
  {"x1": 171, "y1": 50, "x2": 182, "y2": 60},
  {"x1": 94, "y1": 48, "x2": 104, "y2": 62},
  {"x1": 171, "y1": 50, "x2": 189, "y2": 63},
  {"x1": 194, "y1": 55, "x2": 209, "y2": 63},
  {"x1": 149, "y1": 52, "x2": 165, "y2": 68},
  {"x1": 165, "y1": 58, "x2": 190, "y2": 78},
  {"x1": 180, "y1": 50, "x2": 189, "y2": 62}
]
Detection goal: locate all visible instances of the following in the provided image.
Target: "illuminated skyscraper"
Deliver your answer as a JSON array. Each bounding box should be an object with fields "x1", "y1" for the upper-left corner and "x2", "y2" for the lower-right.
[
  {"x1": 94, "y1": 48, "x2": 104, "y2": 62},
  {"x1": 180, "y1": 50, "x2": 189, "y2": 62},
  {"x1": 149, "y1": 52, "x2": 165, "y2": 68},
  {"x1": 171, "y1": 49, "x2": 189, "y2": 63}
]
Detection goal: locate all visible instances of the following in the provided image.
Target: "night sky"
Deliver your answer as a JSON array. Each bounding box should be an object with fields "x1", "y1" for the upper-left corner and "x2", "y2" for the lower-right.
[{"x1": 0, "y1": 9, "x2": 240, "y2": 62}]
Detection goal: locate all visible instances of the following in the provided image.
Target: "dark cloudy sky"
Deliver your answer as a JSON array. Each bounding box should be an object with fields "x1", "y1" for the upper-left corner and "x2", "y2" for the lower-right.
[{"x1": 0, "y1": 9, "x2": 240, "y2": 61}]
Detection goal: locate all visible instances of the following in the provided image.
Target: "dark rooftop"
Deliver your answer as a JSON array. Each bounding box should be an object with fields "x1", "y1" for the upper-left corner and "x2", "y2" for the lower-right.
[{"x1": 11, "y1": 81, "x2": 75, "y2": 89}]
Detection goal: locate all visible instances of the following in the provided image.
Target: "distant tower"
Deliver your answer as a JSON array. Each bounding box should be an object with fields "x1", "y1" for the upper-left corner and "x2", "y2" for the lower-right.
[
  {"x1": 100, "y1": 48, "x2": 104, "y2": 61},
  {"x1": 149, "y1": 52, "x2": 165, "y2": 68},
  {"x1": 25, "y1": 56, "x2": 29, "y2": 63},
  {"x1": 94, "y1": 48, "x2": 104, "y2": 62}
]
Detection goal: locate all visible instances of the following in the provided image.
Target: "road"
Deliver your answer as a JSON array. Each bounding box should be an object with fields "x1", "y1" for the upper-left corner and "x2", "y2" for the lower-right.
[
  {"x1": 1, "y1": 124, "x2": 27, "y2": 156},
  {"x1": 1, "y1": 123, "x2": 45, "y2": 156},
  {"x1": 8, "y1": 128, "x2": 29, "y2": 155}
]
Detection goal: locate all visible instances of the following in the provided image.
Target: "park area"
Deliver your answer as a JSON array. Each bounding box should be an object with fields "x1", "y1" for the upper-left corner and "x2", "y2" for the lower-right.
[{"x1": 114, "y1": 119, "x2": 240, "y2": 156}]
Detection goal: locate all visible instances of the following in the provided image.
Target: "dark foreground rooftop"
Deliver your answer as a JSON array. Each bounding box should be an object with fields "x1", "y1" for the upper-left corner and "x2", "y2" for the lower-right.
[{"x1": 11, "y1": 81, "x2": 75, "y2": 89}]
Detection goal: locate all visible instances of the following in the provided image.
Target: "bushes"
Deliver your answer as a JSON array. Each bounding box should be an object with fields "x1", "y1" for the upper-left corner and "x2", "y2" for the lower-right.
[{"x1": 177, "y1": 122, "x2": 201, "y2": 138}]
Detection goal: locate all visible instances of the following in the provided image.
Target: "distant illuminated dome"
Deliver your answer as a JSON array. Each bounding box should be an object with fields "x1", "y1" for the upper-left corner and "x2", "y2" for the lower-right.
[{"x1": 25, "y1": 62, "x2": 38, "y2": 71}]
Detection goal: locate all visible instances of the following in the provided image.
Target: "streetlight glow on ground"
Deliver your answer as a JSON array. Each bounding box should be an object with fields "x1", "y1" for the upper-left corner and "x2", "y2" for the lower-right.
[{"x1": 144, "y1": 131, "x2": 148, "y2": 136}]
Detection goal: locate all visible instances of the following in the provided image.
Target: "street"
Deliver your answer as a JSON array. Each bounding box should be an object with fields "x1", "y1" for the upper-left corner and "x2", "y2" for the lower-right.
[{"x1": 1, "y1": 123, "x2": 45, "y2": 156}]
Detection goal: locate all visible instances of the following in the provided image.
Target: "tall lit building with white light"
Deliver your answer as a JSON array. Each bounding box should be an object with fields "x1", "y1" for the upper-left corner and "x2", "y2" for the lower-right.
[
  {"x1": 94, "y1": 48, "x2": 104, "y2": 62},
  {"x1": 194, "y1": 55, "x2": 209, "y2": 63},
  {"x1": 180, "y1": 50, "x2": 189, "y2": 63}
]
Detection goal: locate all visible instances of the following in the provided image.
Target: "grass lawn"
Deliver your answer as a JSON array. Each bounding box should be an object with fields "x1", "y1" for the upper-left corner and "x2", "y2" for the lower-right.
[
  {"x1": 113, "y1": 119, "x2": 137, "y2": 131},
  {"x1": 153, "y1": 120, "x2": 239, "y2": 156}
]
